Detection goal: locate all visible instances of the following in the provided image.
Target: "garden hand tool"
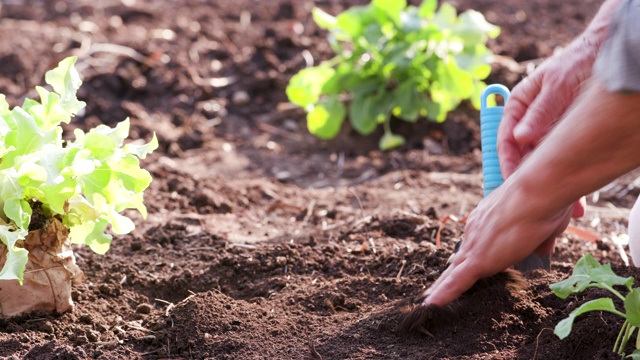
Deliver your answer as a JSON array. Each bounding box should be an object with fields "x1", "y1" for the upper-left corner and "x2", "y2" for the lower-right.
[{"x1": 477, "y1": 84, "x2": 550, "y2": 272}]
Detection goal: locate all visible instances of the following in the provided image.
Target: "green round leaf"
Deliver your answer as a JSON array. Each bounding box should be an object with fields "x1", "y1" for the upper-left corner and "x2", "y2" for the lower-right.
[
  {"x1": 626, "y1": 289, "x2": 640, "y2": 327},
  {"x1": 286, "y1": 67, "x2": 335, "y2": 108},
  {"x1": 379, "y1": 131, "x2": 406, "y2": 150},
  {"x1": 307, "y1": 96, "x2": 346, "y2": 140}
]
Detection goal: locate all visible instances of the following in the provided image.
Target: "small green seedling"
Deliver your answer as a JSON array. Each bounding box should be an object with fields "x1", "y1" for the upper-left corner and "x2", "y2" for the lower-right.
[
  {"x1": 550, "y1": 254, "x2": 640, "y2": 358},
  {"x1": 286, "y1": 0, "x2": 499, "y2": 150}
]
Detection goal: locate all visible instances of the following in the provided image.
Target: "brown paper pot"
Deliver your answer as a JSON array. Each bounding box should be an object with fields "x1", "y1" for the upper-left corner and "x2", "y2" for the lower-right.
[{"x1": 0, "y1": 218, "x2": 84, "y2": 317}]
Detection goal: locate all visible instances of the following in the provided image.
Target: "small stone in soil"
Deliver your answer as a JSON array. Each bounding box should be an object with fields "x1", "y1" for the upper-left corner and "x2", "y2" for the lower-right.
[
  {"x1": 136, "y1": 303, "x2": 153, "y2": 314},
  {"x1": 75, "y1": 335, "x2": 88, "y2": 345},
  {"x1": 79, "y1": 314, "x2": 93, "y2": 324}
]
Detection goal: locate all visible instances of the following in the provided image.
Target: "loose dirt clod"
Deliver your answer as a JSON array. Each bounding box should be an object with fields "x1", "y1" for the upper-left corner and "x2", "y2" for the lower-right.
[
  {"x1": 397, "y1": 303, "x2": 459, "y2": 335},
  {"x1": 398, "y1": 269, "x2": 527, "y2": 334}
]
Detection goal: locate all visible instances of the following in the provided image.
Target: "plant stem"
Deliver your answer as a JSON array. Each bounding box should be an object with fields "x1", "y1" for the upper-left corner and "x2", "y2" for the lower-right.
[
  {"x1": 618, "y1": 322, "x2": 637, "y2": 354},
  {"x1": 624, "y1": 325, "x2": 637, "y2": 354},
  {"x1": 615, "y1": 320, "x2": 629, "y2": 354},
  {"x1": 383, "y1": 118, "x2": 392, "y2": 134},
  {"x1": 600, "y1": 284, "x2": 627, "y2": 302}
]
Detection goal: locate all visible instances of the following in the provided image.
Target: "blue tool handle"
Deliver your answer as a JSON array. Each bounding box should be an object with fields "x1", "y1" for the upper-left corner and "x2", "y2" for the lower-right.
[{"x1": 480, "y1": 84, "x2": 510, "y2": 197}]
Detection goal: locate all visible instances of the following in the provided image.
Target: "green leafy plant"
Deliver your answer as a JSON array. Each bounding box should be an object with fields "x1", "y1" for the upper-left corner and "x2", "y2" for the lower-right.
[
  {"x1": 286, "y1": 0, "x2": 499, "y2": 150},
  {"x1": 0, "y1": 56, "x2": 157, "y2": 283},
  {"x1": 550, "y1": 254, "x2": 640, "y2": 358}
]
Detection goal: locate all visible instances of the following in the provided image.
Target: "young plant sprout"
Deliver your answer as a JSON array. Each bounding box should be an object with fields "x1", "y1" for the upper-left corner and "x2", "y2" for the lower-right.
[
  {"x1": 550, "y1": 254, "x2": 640, "y2": 358},
  {"x1": 0, "y1": 56, "x2": 157, "y2": 316}
]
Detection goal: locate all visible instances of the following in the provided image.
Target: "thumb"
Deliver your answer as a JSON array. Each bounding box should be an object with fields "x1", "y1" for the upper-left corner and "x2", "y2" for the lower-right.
[
  {"x1": 512, "y1": 85, "x2": 571, "y2": 148},
  {"x1": 512, "y1": 106, "x2": 550, "y2": 147},
  {"x1": 513, "y1": 121, "x2": 534, "y2": 145}
]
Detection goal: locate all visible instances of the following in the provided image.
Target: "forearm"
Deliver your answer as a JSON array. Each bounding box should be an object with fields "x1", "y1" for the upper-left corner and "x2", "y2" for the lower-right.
[{"x1": 510, "y1": 78, "x2": 640, "y2": 217}]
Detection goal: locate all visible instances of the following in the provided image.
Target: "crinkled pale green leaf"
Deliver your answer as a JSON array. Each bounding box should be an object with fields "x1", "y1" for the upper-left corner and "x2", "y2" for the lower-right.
[
  {"x1": 0, "y1": 225, "x2": 28, "y2": 283},
  {"x1": 110, "y1": 155, "x2": 153, "y2": 193},
  {"x1": 17, "y1": 162, "x2": 47, "y2": 187},
  {"x1": 76, "y1": 162, "x2": 109, "y2": 198},
  {"x1": 626, "y1": 289, "x2": 640, "y2": 327},
  {"x1": 65, "y1": 195, "x2": 99, "y2": 224},
  {"x1": 44, "y1": 56, "x2": 86, "y2": 117},
  {"x1": 0, "y1": 169, "x2": 24, "y2": 204},
  {"x1": 31, "y1": 87, "x2": 74, "y2": 130},
  {"x1": 70, "y1": 217, "x2": 112, "y2": 254},
  {"x1": 307, "y1": 95, "x2": 346, "y2": 140},
  {"x1": 92, "y1": 193, "x2": 135, "y2": 235},
  {"x1": 4, "y1": 198, "x2": 32, "y2": 230},
  {"x1": 554, "y1": 298, "x2": 620, "y2": 339},
  {"x1": 124, "y1": 133, "x2": 158, "y2": 160},
  {"x1": 5, "y1": 107, "x2": 60, "y2": 162},
  {"x1": 85, "y1": 118, "x2": 131, "y2": 148},
  {"x1": 0, "y1": 95, "x2": 8, "y2": 115},
  {"x1": 37, "y1": 146, "x2": 69, "y2": 186},
  {"x1": 67, "y1": 149, "x2": 97, "y2": 178},
  {"x1": 0, "y1": 56, "x2": 156, "y2": 283},
  {"x1": 114, "y1": 192, "x2": 147, "y2": 218},
  {"x1": 40, "y1": 178, "x2": 77, "y2": 215},
  {"x1": 83, "y1": 133, "x2": 116, "y2": 160}
]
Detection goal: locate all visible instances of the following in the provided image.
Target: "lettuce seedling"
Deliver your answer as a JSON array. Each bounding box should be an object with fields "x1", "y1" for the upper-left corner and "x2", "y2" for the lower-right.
[
  {"x1": 286, "y1": 0, "x2": 499, "y2": 150},
  {"x1": 550, "y1": 254, "x2": 640, "y2": 358},
  {"x1": 0, "y1": 56, "x2": 157, "y2": 283}
]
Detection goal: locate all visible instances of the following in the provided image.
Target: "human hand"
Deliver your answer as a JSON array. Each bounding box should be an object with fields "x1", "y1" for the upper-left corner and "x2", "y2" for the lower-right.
[
  {"x1": 422, "y1": 182, "x2": 573, "y2": 307},
  {"x1": 497, "y1": 41, "x2": 595, "y2": 218},
  {"x1": 498, "y1": 40, "x2": 597, "y2": 179}
]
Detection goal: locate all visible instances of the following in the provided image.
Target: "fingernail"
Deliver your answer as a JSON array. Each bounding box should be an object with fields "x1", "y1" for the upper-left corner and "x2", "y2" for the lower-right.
[{"x1": 421, "y1": 288, "x2": 432, "y2": 305}]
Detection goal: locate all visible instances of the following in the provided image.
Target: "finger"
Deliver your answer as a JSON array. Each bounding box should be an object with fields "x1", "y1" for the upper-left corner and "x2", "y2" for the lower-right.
[
  {"x1": 572, "y1": 197, "x2": 586, "y2": 218},
  {"x1": 497, "y1": 122, "x2": 523, "y2": 179},
  {"x1": 498, "y1": 76, "x2": 541, "y2": 178},
  {"x1": 513, "y1": 79, "x2": 568, "y2": 148},
  {"x1": 422, "y1": 258, "x2": 482, "y2": 307},
  {"x1": 533, "y1": 235, "x2": 557, "y2": 256}
]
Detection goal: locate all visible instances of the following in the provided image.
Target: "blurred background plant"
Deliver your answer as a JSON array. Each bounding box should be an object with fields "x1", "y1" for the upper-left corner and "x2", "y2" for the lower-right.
[{"x1": 286, "y1": 0, "x2": 499, "y2": 150}]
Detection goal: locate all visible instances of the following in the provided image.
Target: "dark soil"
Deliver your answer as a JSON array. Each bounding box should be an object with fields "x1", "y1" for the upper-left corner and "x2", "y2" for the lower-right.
[{"x1": 0, "y1": 0, "x2": 636, "y2": 359}]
